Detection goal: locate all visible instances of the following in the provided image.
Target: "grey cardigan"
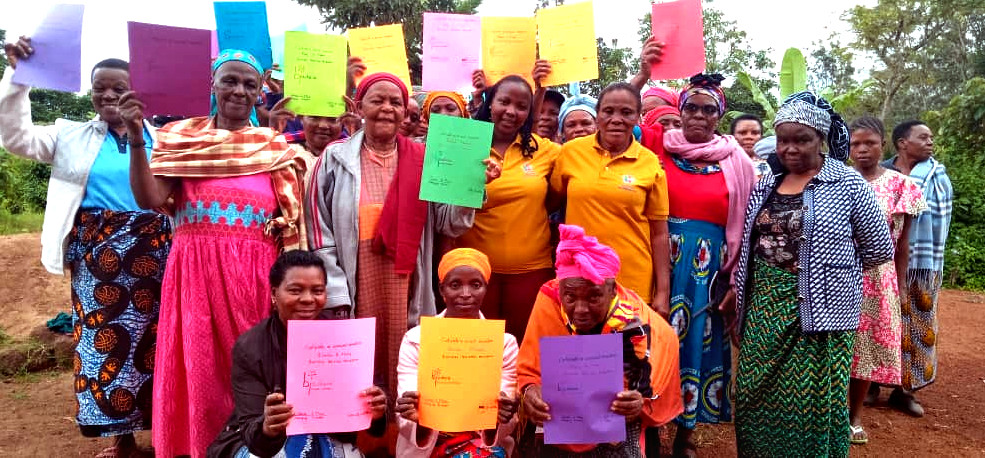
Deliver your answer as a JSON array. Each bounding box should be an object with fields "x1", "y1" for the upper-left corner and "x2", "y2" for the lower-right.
[{"x1": 304, "y1": 131, "x2": 475, "y2": 327}]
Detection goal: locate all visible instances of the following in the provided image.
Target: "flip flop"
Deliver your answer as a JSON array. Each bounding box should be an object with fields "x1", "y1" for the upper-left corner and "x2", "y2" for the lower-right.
[{"x1": 850, "y1": 424, "x2": 869, "y2": 445}]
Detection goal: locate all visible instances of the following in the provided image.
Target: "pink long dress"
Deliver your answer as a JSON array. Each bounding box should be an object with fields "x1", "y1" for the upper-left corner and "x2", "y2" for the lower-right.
[{"x1": 152, "y1": 174, "x2": 279, "y2": 457}]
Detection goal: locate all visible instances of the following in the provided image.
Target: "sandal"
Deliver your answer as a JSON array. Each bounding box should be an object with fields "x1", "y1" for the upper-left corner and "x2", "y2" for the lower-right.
[{"x1": 849, "y1": 425, "x2": 869, "y2": 445}]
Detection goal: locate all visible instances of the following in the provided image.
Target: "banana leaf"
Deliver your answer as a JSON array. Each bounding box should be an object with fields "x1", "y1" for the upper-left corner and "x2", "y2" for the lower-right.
[
  {"x1": 736, "y1": 71, "x2": 776, "y2": 122},
  {"x1": 779, "y1": 48, "x2": 808, "y2": 100}
]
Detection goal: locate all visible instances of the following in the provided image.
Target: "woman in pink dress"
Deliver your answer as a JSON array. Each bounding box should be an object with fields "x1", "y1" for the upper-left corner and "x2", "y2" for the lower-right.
[
  {"x1": 847, "y1": 117, "x2": 927, "y2": 445},
  {"x1": 122, "y1": 49, "x2": 307, "y2": 457}
]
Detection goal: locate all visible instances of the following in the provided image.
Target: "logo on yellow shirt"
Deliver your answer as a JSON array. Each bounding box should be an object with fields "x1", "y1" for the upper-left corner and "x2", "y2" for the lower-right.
[
  {"x1": 522, "y1": 163, "x2": 536, "y2": 176},
  {"x1": 619, "y1": 174, "x2": 636, "y2": 191}
]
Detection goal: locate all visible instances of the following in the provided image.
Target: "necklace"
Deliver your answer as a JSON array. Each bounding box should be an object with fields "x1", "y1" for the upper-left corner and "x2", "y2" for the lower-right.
[{"x1": 363, "y1": 141, "x2": 397, "y2": 159}]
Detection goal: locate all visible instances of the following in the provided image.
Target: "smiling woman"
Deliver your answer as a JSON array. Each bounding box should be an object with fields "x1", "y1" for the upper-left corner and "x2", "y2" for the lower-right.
[{"x1": 120, "y1": 48, "x2": 310, "y2": 457}]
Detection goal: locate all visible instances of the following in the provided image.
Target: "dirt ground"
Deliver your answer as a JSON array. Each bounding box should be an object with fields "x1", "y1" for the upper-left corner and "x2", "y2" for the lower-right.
[{"x1": 0, "y1": 233, "x2": 983, "y2": 457}]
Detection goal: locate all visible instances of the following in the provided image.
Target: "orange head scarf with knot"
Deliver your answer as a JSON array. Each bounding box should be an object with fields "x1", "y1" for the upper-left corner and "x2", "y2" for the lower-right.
[
  {"x1": 422, "y1": 91, "x2": 469, "y2": 120},
  {"x1": 438, "y1": 248, "x2": 492, "y2": 283}
]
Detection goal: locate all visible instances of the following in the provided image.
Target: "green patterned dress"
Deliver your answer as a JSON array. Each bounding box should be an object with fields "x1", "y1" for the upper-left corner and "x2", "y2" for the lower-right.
[{"x1": 735, "y1": 192, "x2": 855, "y2": 457}]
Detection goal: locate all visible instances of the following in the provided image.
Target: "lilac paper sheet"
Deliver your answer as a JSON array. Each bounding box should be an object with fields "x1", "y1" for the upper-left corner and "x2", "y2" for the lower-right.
[
  {"x1": 12, "y1": 4, "x2": 84, "y2": 92},
  {"x1": 540, "y1": 333, "x2": 625, "y2": 445},
  {"x1": 422, "y1": 13, "x2": 481, "y2": 92},
  {"x1": 128, "y1": 22, "x2": 211, "y2": 117}
]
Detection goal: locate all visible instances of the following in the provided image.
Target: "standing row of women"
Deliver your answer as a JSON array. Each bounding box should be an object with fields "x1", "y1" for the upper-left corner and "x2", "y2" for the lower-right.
[{"x1": 2, "y1": 25, "x2": 946, "y2": 458}]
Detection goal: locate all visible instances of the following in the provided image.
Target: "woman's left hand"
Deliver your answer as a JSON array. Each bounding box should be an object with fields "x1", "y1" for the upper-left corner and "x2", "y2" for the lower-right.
[
  {"x1": 483, "y1": 158, "x2": 502, "y2": 184},
  {"x1": 268, "y1": 96, "x2": 296, "y2": 133},
  {"x1": 532, "y1": 59, "x2": 553, "y2": 89},
  {"x1": 496, "y1": 391, "x2": 518, "y2": 425},
  {"x1": 611, "y1": 390, "x2": 644, "y2": 420},
  {"x1": 361, "y1": 386, "x2": 388, "y2": 420}
]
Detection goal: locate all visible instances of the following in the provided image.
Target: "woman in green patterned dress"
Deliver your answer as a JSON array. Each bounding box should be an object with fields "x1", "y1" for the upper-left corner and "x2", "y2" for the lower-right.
[{"x1": 729, "y1": 92, "x2": 893, "y2": 457}]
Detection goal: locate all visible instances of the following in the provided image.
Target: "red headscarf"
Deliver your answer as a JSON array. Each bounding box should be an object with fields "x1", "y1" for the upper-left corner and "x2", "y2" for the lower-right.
[
  {"x1": 643, "y1": 86, "x2": 680, "y2": 108},
  {"x1": 642, "y1": 105, "x2": 681, "y2": 128},
  {"x1": 355, "y1": 72, "x2": 409, "y2": 107}
]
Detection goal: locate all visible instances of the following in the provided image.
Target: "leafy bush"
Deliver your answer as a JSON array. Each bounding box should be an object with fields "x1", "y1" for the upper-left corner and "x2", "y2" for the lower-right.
[
  {"x1": 0, "y1": 149, "x2": 50, "y2": 214},
  {"x1": 925, "y1": 77, "x2": 985, "y2": 290}
]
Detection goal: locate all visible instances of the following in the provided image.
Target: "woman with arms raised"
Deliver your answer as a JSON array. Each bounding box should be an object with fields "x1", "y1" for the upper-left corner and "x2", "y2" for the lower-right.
[
  {"x1": 2, "y1": 36, "x2": 173, "y2": 458},
  {"x1": 395, "y1": 248, "x2": 519, "y2": 457},
  {"x1": 123, "y1": 49, "x2": 308, "y2": 457},
  {"x1": 731, "y1": 92, "x2": 893, "y2": 457}
]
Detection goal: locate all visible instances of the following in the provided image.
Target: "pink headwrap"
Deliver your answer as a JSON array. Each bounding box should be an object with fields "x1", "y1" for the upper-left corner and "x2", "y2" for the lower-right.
[
  {"x1": 555, "y1": 224, "x2": 621, "y2": 285},
  {"x1": 642, "y1": 105, "x2": 681, "y2": 128},
  {"x1": 643, "y1": 86, "x2": 680, "y2": 108}
]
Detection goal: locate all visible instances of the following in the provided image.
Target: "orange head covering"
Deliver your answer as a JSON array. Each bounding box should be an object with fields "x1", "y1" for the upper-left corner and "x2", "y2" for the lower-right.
[
  {"x1": 438, "y1": 248, "x2": 492, "y2": 282},
  {"x1": 422, "y1": 91, "x2": 469, "y2": 120}
]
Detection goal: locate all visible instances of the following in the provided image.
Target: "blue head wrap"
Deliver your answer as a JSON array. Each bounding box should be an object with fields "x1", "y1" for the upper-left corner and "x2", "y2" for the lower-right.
[
  {"x1": 211, "y1": 49, "x2": 264, "y2": 127},
  {"x1": 559, "y1": 94, "x2": 598, "y2": 125},
  {"x1": 774, "y1": 91, "x2": 850, "y2": 161}
]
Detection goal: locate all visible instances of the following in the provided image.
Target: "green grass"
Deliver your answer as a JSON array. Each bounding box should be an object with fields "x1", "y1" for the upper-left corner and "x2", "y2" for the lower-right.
[{"x1": 0, "y1": 211, "x2": 43, "y2": 235}]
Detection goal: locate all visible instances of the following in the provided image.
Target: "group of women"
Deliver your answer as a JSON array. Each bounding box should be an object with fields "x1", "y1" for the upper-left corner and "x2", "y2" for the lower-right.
[{"x1": 0, "y1": 21, "x2": 931, "y2": 458}]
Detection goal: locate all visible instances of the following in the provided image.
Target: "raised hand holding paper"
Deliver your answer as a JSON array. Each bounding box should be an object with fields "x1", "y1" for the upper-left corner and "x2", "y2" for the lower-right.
[
  {"x1": 536, "y1": 2, "x2": 599, "y2": 86},
  {"x1": 422, "y1": 13, "x2": 481, "y2": 92},
  {"x1": 283, "y1": 31, "x2": 347, "y2": 117},
  {"x1": 650, "y1": 0, "x2": 706, "y2": 80},
  {"x1": 286, "y1": 318, "x2": 376, "y2": 435},
  {"x1": 214, "y1": 1, "x2": 274, "y2": 69},
  {"x1": 347, "y1": 24, "x2": 412, "y2": 90},
  {"x1": 480, "y1": 17, "x2": 537, "y2": 87},
  {"x1": 417, "y1": 317, "x2": 505, "y2": 432},
  {"x1": 540, "y1": 333, "x2": 625, "y2": 445},
  {"x1": 12, "y1": 4, "x2": 84, "y2": 92},
  {"x1": 419, "y1": 114, "x2": 494, "y2": 209},
  {"x1": 127, "y1": 22, "x2": 211, "y2": 117}
]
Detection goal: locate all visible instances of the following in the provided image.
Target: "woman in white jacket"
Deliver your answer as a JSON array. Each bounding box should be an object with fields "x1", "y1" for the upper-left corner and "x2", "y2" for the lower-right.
[{"x1": 1, "y1": 37, "x2": 171, "y2": 457}]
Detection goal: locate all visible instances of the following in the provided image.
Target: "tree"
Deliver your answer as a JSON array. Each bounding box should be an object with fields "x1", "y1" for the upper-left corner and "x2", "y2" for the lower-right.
[
  {"x1": 290, "y1": 0, "x2": 482, "y2": 85},
  {"x1": 845, "y1": 0, "x2": 985, "y2": 124},
  {"x1": 808, "y1": 36, "x2": 856, "y2": 93},
  {"x1": 575, "y1": 38, "x2": 637, "y2": 97}
]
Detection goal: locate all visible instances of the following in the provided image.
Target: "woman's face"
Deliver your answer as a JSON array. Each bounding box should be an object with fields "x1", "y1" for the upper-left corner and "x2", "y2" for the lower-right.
[
  {"x1": 657, "y1": 113, "x2": 682, "y2": 131},
  {"x1": 680, "y1": 93, "x2": 720, "y2": 144},
  {"x1": 561, "y1": 110, "x2": 597, "y2": 142},
  {"x1": 641, "y1": 95, "x2": 669, "y2": 117},
  {"x1": 490, "y1": 81, "x2": 532, "y2": 140},
  {"x1": 559, "y1": 278, "x2": 616, "y2": 333},
  {"x1": 775, "y1": 122, "x2": 824, "y2": 174},
  {"x1": 91, "y1": 67, "x2": 130, "y2": 127},
  {"x1": 429, "y1": 96, "x2": 463, "y2": 118},
  {"x1": 850, "y1": 128, "x2": 884, "y2": 170},
  {"x1": 302, "y1": 115, "x2": 342, "y2": 153},
  {"x1": 213, "y1": 61, "x2": 262, "y2": 124},
  {"x1": 536, "y1": 100, "x2": 561, "y2": 140},
  {"x1": 272, "y1": 266, "x2": 327, "y2": 323},
  {"x1": 596, "y1": 89, "x2": 639, "y2": 151},
  {"x1": 439, "y1": 266, "x2": 487, "y2": 319},
  {"x1": 733, "y1": 119, "x2": 763, "y2": 156},
  {"x1": 358, "y1": 81, "x2": 406, "y2": 140},
  {"x1": 399, "y1": 97, "x2": 420, "y2": 137}
]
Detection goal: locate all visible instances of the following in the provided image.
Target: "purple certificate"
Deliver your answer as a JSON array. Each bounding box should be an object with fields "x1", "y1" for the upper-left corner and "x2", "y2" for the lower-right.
[
  {"x1": 540, "y1": 333, "x2": 626, "y2": 445},
  {"x1": 127, "y1": 22, "x2": 211, "y2": 117},
  {"x1": 12, "y1": 4, "x2": 85, "y2": 92}
]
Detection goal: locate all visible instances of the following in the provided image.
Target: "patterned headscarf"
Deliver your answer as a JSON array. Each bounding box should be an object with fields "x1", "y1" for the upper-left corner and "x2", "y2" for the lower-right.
[
  {"x1": 679, "y1": 73, "x2": 727, "y2": 117},
  {"x1": 422, "y1": 91, "x2": 468, "y2": 120},
  {"x1": 774, "y1": 91, "x2": 850, "y2": 161},
  {"x1": 211, "y1": 49, "x2": 264, "y2": 126}
]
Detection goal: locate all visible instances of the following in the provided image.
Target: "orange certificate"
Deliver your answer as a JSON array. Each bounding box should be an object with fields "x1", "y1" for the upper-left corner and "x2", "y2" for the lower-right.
[
  {"x1": 418, "y1": 317, "x2": 505, "y2": 432},
  {"x1": 480, "y1": 16, "x2": 536, "y2": 87}
]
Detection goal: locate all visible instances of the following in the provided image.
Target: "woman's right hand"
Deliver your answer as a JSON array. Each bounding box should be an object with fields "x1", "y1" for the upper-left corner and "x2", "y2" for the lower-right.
[
  {"x1": 4, "y1": 36, "x2": 33, "y2": 70},
  {"x1": 347, "y1": 57, "x2": 367, "y2": 94},
  {"x1": 471, "y1": 69, "x2": 488, "y2": 94},
  {"x1": 118, "y1": 92, "x2": 147, "y2": 137},
  {"x1": 262, "y1": 392, "x2": 294, "y2": 437},
  {"x1": 522, "y1": 384, "x2": 551, "y2": 425},
  {"x1": 532, "y1": 59, "x2": 553, "y2": 89},
  {"x1": 395, "y1": 391, "x2": 421, "y2": 422}
]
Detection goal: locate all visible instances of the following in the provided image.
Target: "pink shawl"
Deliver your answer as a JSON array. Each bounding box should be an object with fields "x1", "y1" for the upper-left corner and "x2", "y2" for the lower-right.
[{"x1": 663, "y1": 129, "x2": 755, "y2": 272}]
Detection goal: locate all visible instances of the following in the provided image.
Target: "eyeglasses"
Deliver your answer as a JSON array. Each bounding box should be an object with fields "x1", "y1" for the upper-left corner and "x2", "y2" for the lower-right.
[{"x1": 682, "y1": 103, "x2": 720, "y2": 116}]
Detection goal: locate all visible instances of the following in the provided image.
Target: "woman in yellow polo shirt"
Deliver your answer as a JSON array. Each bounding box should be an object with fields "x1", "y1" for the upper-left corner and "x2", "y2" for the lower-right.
[
  {"x1": 456, "y1": 74, "x2": 560, "y2": 343},
  {"x1": 550, "y1": 82, "x2": 671, "y2": 316}
]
